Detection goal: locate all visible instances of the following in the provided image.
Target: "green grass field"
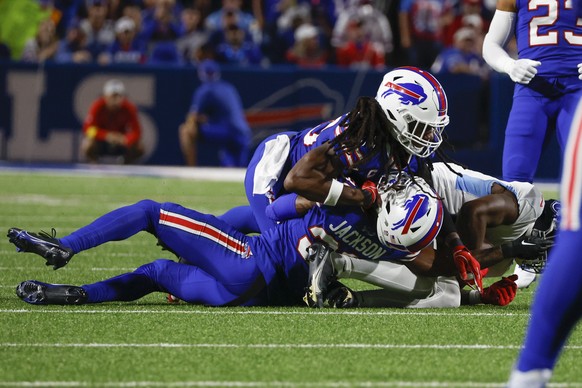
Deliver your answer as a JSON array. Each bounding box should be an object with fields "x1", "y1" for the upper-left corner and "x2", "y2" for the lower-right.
[{"x1": 0, "y1": 170, "x2": 579, "y2": 387}]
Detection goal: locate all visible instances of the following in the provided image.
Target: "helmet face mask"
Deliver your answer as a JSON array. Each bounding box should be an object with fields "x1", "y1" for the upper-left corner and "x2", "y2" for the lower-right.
[{"x1": 376, "y1": 67, "x2": 449, "y2": 158}]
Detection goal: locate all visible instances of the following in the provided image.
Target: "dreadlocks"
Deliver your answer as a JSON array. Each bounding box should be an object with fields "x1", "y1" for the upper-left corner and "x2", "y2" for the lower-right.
[{"x1": 328, "y1": 96, "x2": 413, "y2": 178}]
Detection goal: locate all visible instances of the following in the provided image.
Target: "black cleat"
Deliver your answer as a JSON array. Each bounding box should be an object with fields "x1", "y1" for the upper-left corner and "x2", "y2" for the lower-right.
[
  {"x1": 16, "y1": 280, "x2": 88, "y2": 305},
  {"x1": 7, "y1": 228, "x2": 74, "y2": 270},
  {"x1": 303, "y1": 242, "x2": 336, "y2": 308}
]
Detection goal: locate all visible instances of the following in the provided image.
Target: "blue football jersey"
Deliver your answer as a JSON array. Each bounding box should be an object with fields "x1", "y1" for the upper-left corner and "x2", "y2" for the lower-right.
[{"x1": 515, "y1": 0, "x2": 582, "y2": 77}]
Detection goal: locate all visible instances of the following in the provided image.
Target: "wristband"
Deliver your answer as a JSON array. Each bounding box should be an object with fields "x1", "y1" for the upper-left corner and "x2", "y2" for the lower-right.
[{"x1": 323, "y1": 179, "x2": 344, "y2": 206}]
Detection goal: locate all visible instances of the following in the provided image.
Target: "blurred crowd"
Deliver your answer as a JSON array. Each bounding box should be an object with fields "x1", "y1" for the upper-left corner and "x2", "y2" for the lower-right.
[{"x1": 0, "y1": 0, "x2": 514, "y2": 78}]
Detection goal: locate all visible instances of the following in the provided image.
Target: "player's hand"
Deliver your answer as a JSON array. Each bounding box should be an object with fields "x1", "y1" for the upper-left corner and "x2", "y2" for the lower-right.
[
  {"x1": 505, "y1": 59, "x2": 541, "y2": 84},
  {"x1": 453, "y1": 245, "x2": 483, "y2": 293},
  {"x1": 361, "y1": 180, "x2": 378, "y2": 209},
  {"x1": 501, "y1": 234, "x2": 554, "y2": 260},
  {"x1": 578, "y1": 63, "x2": 582, "y2": 80},
  {"x1": 481, "y1": 275, "x2": 518, "y2": 306}
]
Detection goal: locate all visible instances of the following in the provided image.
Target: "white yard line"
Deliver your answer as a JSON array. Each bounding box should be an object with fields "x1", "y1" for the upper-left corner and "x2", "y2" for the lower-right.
[
  {"x1": 0, "y1": 308, "x2": 529, "y2": 317},
  {"x1": 0, "y1": 381, "x2": 580, "y2": 388}
]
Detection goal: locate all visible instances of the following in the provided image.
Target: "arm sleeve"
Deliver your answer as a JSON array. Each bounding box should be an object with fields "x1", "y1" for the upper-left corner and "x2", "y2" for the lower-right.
[{"x1": 482, "y1": 10, "x2": 517, "y2": 74}]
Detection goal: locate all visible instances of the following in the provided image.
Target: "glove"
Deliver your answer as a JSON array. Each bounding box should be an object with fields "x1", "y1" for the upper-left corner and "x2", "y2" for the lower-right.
[
  {"x1": 481, "y1": 275, "x2": 518, "y2": 306},
  {"x1": 326, "y1": 282, "x2": 359, "y2": 308},
  {"x1": 501, "y1": 234, "x2": 554, "y2": 260},
  {"x1": 361, "y1": 180, "x2": 378, "y2": 209},
  {"x1": 453, "y1": 245, "x2": 483, "y2": 293},
  {"x1": 578, "y1": 63, "x2": 582, "y2": 80},
  {"x1": 504, "y1": 58, "x2": 541, "y2": 84}
]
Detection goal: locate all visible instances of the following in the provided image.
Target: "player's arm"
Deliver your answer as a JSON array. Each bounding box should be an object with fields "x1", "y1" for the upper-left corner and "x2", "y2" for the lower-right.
[
  {"x1": 456, "y1": 190, "x2": 519, "y2": 250},
  {"x1": 482, "y1": 0, "x2": 541, "y2": 84},
  {"x1": 284, "y1": 143, "x2": 377, "y2": 208},
  {"x1": 265, "y1": 193, "x2": 316, "y2": 222}
]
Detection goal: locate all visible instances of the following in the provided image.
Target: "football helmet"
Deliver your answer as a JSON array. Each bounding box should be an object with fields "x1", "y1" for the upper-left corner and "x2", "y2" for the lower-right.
[
  {"x1": 376, "y1": 173, "x2": 443, "y2": 253},
  {"x1": 520, "y1": 199, "x2": 561, "y2": 273},
  {"x1": 375, "y1": 66, "x2": 449, "y2": 158}
]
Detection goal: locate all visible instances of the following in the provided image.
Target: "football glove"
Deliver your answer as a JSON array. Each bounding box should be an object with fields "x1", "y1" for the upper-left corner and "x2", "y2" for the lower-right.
[
  {"x1": 326, "y1": 281, "x2": 359, "y2": 308},
  {"x1": 453, "y1": 245, "x2": 483, "y2": 293},
  {"x1": 303, "y1": 242, "x2": 336, "y2": 308},
  {"x1": 361, "y1": 180, "x2": 378, "y2": 209},
  {"x1": 504, "y1": 58, "x2": 541, "y2": 84},
  {"x1": 481, "y1": 275, "x2": 518, "y2": 306},
  {"x1": 501, "y1": 234, "x2": 554, "y2": 260}
]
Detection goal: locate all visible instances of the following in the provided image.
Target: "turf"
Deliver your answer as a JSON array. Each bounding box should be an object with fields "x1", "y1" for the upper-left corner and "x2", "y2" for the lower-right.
[{"x1": 0, "y1": 171, "x2": 579, "y2": 387}]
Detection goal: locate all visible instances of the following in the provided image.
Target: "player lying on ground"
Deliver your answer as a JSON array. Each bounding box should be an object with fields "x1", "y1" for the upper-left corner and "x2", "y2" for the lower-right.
[
  {"x1": 429, "y1": 162, "x2": 560, "y2": 288},
  {"x1": 7, "y1": 176, "x2": 546, "y2": 307}
]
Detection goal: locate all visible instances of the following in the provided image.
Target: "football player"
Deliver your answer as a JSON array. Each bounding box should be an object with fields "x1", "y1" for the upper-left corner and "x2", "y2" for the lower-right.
[
  {"x1": 507, "y1": 84, "x2": 582, "y2": 388},
  {"x1": 429, "y1": 162, "x2": 559, "y2": 288},
  {"x1": 482, "y1": 0, "x2": 582, "y2": 183},
  {"x1": 7, "y1": 176, "x2": 440, "y2": 306}
]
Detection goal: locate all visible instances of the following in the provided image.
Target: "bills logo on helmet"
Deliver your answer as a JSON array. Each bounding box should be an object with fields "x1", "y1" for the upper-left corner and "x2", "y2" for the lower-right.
[
  {"x1": 380, "y1": 82, "x2": 427, "y2": 106},
  {"x1": 393, "y1": 194, "x2": 429, "y2": 234}
]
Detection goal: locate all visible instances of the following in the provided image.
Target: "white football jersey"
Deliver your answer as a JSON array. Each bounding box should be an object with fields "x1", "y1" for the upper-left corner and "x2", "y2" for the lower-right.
[{"x1": 430, "y1": 162, "x2": 545, "y2": 246}]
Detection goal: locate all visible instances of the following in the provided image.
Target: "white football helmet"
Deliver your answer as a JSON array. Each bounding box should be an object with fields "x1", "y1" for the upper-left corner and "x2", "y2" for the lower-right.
[
  {"x1": 375, "y1": 67, "x2": 450, "y2": 158},
  {"x1": 376, "y1": 173, "x2": 443, "y2": 253}
]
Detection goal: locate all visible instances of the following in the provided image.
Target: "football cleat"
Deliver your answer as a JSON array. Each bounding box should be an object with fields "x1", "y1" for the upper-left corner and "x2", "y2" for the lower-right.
[
  {"x1": 16, "y1": 280, "x2": 88, "y2": 305},
  {"x1": 325, "y1": 281, "x2": 359, "y2": 308},
  {"x1": 303, "y1": 242, "x2": 336, "y2": 308},
  {"x1": 7, "y1": 228, "x2": 74, "y2": 270}
]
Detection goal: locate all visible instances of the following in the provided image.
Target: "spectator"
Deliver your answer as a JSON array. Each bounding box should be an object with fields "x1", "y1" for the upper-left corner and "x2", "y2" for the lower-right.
[
  {"x1": 335, "y1": 18, "x2": 385, "y2": 69},
  {"x1": 399, "y1": 0, "x2": 454, "y2": 69},
  {"x1": 55, "y1": 20, "x2": 94, "y2": 63},
  {"x1": 122, "y1": 2, "x2": 145, "y2": 43},
  {"x1": 81, "y1": 79, "x2": 144, "y2": 164},
  {"x1": 216, "y1": 24, "x2": 263, "y2": 66},
  {"x1": 176, "y1": 7, "x2": 208, "y2": 64},
  {"x1": 442, "y1": 0, "x2": 488, "y2": 47},
  {"x1": 431, "y1": 27, "x2": 488, "y2": 78},
  {"x1": 140, "y1": 0, "x2": 182, "y2": 47},
  {"x1": 206, "y1": 0, "x2": 259, "y2": 44},
  {"x1": 21, "y1": 18, "x2": 59, "y2": 63},
  {"x1": 178, "y1": 60, "x2": 251, "y2": 167},
  {"x1": 285, "y1": 23, "x2": 328, "y2": 68},
  {"x1": 99, "y1": 16, "x2": 147, "y2": 64},
  {"x1": 79, "y1": 0, "x2": 116, "y2": 58},
  {"x1": 332, "y1": 0, "x2": 393, "y2": 60}
]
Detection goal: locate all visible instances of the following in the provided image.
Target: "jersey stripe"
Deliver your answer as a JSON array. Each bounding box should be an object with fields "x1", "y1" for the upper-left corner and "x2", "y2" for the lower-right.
[
  {"x1": 159, "y1": 209, "x2": 249, "y2": 255},
  {"x1": 562, "y1": 100, "x2": 582, "y2": 230}
]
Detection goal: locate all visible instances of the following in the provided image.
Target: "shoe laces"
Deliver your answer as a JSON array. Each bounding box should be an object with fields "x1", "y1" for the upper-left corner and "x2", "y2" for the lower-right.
[{"x1": 37, "y1": 228, "x2": 58, "y2": 242}]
